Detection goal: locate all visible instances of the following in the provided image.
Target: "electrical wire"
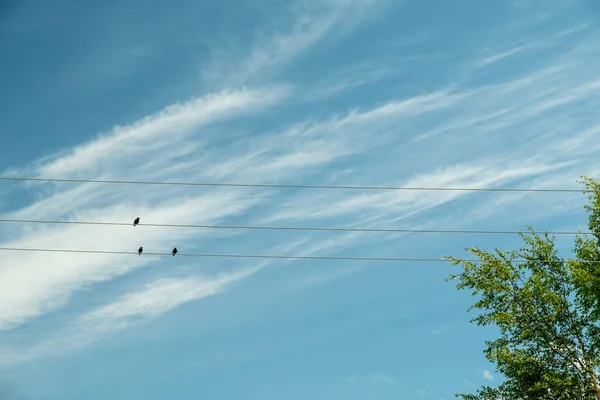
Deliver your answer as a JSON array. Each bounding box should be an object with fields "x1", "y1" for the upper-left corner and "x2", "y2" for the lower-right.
[
  {"x1": 0, "y1": 218, "x2": 592, "y2": 235},
  {"x1": 0, "y1": 176, "x2": 590, "y2": 193},
  {"x1": 0, "y1": 247, "x2": 597, "y2": 263}
]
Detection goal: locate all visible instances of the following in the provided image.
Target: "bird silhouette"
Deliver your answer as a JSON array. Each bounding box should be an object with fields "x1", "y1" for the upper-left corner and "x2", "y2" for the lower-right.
[
  {"x1": 138, "y1": 246, "x2": 143, "y2": 255},
  {"x1": 172, "y1": 247, "x2": 178, "y2": 256},
  {"x1": 133, "y1": 217, "x2": 140, "y2": 226}
]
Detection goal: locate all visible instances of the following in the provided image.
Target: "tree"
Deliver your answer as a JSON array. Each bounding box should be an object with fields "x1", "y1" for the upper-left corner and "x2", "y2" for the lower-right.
[{"x1": 444, "y1": 177, "x2": 600, "y2": 400}]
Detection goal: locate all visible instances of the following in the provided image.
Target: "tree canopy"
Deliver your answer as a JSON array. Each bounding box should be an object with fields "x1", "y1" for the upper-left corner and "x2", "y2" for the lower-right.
[{"x1": 444, "y1": 177, "x2": 600, "y2": 400}]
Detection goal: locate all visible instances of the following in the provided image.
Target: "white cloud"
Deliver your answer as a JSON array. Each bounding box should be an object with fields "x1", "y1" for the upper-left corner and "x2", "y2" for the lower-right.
[
  {"x1": 474, "y1": 44, "x2": 534, "y2": 69},
  {"x1": 247, "y1": 34, "x2": 600, "y2": 271},
  {"x1": 33, "y1": 86, "x2": 291, "y2": 179},
  {"x1": 299, "y1": 56, "x2": 414, "y2": 102},
  {"x1": 0, "y1": 86, "x2": 298, "y2": 333},
  {"x1": 482, "y1": 370, "x2": 494, "y2": 381},
  {"x1": 193, "y1": 89, "x2": 468, "y2": 186},
  {"x1": 463, "y1": 166, "x2": 600, "y2": 224},
  {"x1": 200, "y1": 0, "x2": 391, "y2": 89},
  {"x1": 472, "y1": 24, "x2": 588, "y2": 70},
  {"x1": 76, "y1": 268, "x2": 253, "y2": 335},
  {"x1": 368, "y1": 372, "x2": 397, "y2": 386},
  {"x1": 0, "y1": 78, "x2": 468, "y2": 336},
  {"x1": 0, "y1": 269, "x2": 254, "y2": 365},
  {"x1": 261, "y1": 157, "x2": 572, "y2": 228},
  {"x1": 0, "y1": 190, "x2": 262, "y2": 331},
  {"x1": 551, "y1": 23, "x2": 590, "y2": 40}
]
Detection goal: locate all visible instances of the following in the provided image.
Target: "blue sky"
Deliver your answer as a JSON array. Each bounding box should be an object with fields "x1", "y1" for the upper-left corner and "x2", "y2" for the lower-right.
[{"x1": 1, "y1": 0, "x2": 600, "y2": 398}]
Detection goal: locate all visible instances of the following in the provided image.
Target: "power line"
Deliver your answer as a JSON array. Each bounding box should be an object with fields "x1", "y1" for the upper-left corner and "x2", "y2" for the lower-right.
[
  {"x1": 0, "y1": 176, "x2": 589, "y2": 193},
  {"x1": 0, "y1": 247, "x2": 448, "y2": 261},
  {"x1": 0, "y1": 218, "x2": 592, "y2": 236},
  {"x1": 0, "y1": 247, "x2": 597, "y2": 263}
]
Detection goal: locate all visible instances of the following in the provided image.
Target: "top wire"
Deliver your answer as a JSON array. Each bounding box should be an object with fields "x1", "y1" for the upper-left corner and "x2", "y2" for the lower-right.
[{"x1": 0, "y1": 176, "x2": 589, "y2": 193}]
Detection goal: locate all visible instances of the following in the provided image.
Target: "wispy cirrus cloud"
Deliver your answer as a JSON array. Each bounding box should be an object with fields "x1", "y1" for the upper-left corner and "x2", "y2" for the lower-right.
[
  {"x1": 0, "y1": 268, "x2": 255, "y2": 365},
  {"x1": 260, "y1": 157, "x2": 574, "y2": 229},
  {"x1": 1, "y1": 59, "x2": 467, "y2": 336},
  {"x1": 471, "y1": 23, "x2": 590, "y2": 71},
  {"x1": 0, "y1": 189, "x2": 266, "y2": 331},
  {"x1": 200, "y1": 0, "x2": 393, "y2": 89},
  {"x1": 0, "y1": 85, "x2": 299, "y2": 332},
  {"x1": 32, "y1": 86, "x2": 291, "y2": 179},
  {"x1": 473, "y1": 44, "x2": 535, "y2": 69},
  {"x1": 249, "y1": 33, "x2": 600, "y2": 260}
]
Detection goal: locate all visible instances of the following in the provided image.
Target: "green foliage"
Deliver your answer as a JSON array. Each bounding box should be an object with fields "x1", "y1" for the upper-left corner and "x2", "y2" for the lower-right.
[{"x1": 444, "y1": 177, "x2": 600, "y2": 400}]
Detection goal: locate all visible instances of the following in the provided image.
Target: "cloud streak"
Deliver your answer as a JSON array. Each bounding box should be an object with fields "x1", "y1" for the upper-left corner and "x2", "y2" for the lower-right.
[
  {"x1": 201, "y1": 0, "x2": 391, "y2": 89},
  {"x1": 34, "y1": 86, "x2": 291, "y2": 179},
  {"x1": 0, "y1": 269, "x2": 254, "y2": 365},
  {"x1": 474, "y1": 44, "x2": 534, "y2": 69}
]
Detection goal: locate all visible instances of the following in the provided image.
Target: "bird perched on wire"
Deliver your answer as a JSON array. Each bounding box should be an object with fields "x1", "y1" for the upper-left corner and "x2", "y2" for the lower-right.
[
  {"x1": 133, "y1": 217, "x2": 140, "y2": 226},
  {"x1": 172, "y1": 247, "x2": 178, "y2": 256},
  {"x1": 138, "y1": 246, "x2": 143, "y2": 255}
]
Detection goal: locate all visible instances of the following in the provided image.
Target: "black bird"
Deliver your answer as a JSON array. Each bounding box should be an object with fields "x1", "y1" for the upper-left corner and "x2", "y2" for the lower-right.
[
  {"x1": 172, "y1": 247, "x2": 178, "y2": 256},
  {"x1": 138, "y1": 246, "x2": 143, "y2": 255},
  {"x1": 133, "y1": 217, "x2": 140, "y2": 226}
]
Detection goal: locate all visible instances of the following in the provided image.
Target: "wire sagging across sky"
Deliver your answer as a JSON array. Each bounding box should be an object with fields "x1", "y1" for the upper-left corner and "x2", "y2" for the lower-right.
[
  {"x1": 0, "y1": 218, "x2": 592, "y2": 236},
  {"x1": 0, "y1": 246, "x2": 596, "y2": 263},
  {"x1": 0, "y1": 176, "x2": 590, "y2": 193}
]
